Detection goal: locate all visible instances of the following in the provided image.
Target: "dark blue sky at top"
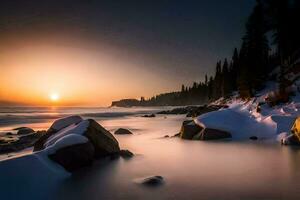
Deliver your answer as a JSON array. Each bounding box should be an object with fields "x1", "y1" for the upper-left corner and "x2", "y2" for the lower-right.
[{"x1": 0, "y1": 0, "x2": 256, "y2": 84}]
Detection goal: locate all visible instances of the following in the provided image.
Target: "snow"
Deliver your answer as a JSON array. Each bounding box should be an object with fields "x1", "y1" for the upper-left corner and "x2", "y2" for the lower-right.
[
  {"x1": 45, "y1": 119, "x2": 89, "y2": 148},
  {"x1": 198, "y1": 81, "x2": 299, "y2": 141},
  {"x1": 49, "y1": 115, "x2": 83, "y2": 132},
  {"x1": 44, "y1": 134, "x2": 89, "y2": 155},
  {"x1": 0, "y1": 153, "x2": 70, "y2": 199}
]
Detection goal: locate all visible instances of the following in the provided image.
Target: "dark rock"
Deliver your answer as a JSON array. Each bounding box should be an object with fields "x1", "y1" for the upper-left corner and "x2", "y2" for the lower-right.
[
  {"x1": 119, "y1": 149, "x2": 134, "y2": 158},
  {"x1": 16, "y1": 127, "x2": 34, "y2": 135},
  {"x1": 282, "y1": 134, "x2": 300, "y2": 146},
  {"x1": 0, "y1": 132, "x2": 43, "y2": 154},
  {"x1": 142, "y1": 114, "x2": 156, "y2": 118},
  {"x1": 249, "y1": 136, "x2": 258, "y2": 140},
  {"x1": 180, "y1": 120, "x2": 203, "y2": 140},
  {"x1": 194, "y1": 128, "x2": 232, "y2": 140},
  {"x1": 84, "y1": 119, "x2": 120, "y2": 158},
  {"x1": 114, "y1": 128, "x2": 133, "y2": 135},
  {"x1": 5, "y1": 132, "x2": 13, "y2": 136},
  {"x1": 173, "y1": 133, "x2": 180, "y2": 137},
  {"x1": 48, "y1": 141, "x2": 95, "y2": 172},
  {"x1": 33, "y1": 131, "x2": 54, "y2": 151},
  {"x1": 163, "y1": 135, "x2": 169, "y2": 138},
  {"x1": 137, "y1": 176, "x2": 164, "y2": 186},
  {"x1": 157, "y1": 105, "x2": 228, "y2": 117},
  {"x1": 13, "y1": 127, "x2": 28, "y2": 130}
]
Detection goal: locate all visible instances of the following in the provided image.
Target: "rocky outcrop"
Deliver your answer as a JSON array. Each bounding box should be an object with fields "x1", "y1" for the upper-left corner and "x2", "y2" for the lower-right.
[
  {"x1": 157, "y1": 105, "x2": 228, "y2": 117},
  {"x1": 114, "y1": 128, "x2": 133, "y2": 135},
  {"x1": 111, "y1": 99, "x2": 140, "y2": 107}
]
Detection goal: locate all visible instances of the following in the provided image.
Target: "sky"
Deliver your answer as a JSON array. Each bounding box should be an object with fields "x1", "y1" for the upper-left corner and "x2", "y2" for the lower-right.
[{"x1": 0, "y1": 0, "x2": 255, "y2": 106}]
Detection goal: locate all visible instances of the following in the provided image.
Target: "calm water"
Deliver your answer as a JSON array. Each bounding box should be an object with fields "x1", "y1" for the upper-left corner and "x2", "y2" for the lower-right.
[{"x1": 1, "y1": 107, "x2": 300, "y2": 200}]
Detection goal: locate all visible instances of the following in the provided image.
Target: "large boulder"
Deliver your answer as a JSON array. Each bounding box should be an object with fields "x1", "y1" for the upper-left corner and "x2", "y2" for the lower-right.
[
  {"x1": 193, "y1": 128, "x2": 232, "y2": 140},
  {"x1": 180, "y1": 120, "x2": 203, "y2": 140},
  {"x1": 114, "y1": 128, "x2": 133, "y2": 135}
]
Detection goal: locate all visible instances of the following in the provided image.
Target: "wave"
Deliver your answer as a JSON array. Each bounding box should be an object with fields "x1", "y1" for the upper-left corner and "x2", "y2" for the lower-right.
[{"x1": 0, "y1": 107, "x2": 165, "y2": 127}]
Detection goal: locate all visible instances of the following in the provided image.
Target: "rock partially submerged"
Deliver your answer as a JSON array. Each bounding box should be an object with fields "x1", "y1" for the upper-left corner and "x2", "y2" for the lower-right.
[
  {"x1": 180, "y1": 120, "x2": 203, "y2": 139},
  {"x1": 119, "y1": 149, "x2": 134, "y2": 158},
  {"x1": 114, "y1": 128, "x2": 133, "y2": 135},
  {"x1": 193, "y1": 128, "x2": 232, "y2": 140},
  {"x1": 13, "y1": 127, "x2": 35, "y2": 135},
  {"x1": 135, "y1": 175, "x2": 164, "y2": 186},
  {"x1": 33, "y1": 116, "x2": 133, "y2": 172},
  {"x1": 142, "y1": 114, "x2": 156, "y2": 118}
]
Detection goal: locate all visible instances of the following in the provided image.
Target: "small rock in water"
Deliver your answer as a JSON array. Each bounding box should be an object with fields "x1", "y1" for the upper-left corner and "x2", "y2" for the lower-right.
[
  {"x1": 114, "y1": 128, "x2": 133, "y2": 135},
  {"x1": 249, "y1": 136, "x2": 258, "y2": 140},
  {"x1": 135, "y1": 175, "x2": 164, "y2": 186},
  {"x1": 163, "y1": 135, "x2": 169, "y2": 138},
  {"x1": 119, "y1": 149, "x2": 134, "y2": 158},
  {"x1": 142, "y1": 114, "x2": 156, "y2": 118},
  {"x1": 5, "y1": 132, "x2": 13, "y2": 136}
]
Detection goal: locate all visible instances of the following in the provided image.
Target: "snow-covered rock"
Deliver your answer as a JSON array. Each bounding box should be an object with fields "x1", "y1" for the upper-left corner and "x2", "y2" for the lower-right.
[
  {"x1": 45, "y1": 134, "x2": 94, "y2": 172},
  {"x1": 195, "y1": 80, "x2": 300, "y2": 142},
  {"x1": 48, "y1": 115, "x2": 83, "y2": 133},
  {"x1": 45, "y1": 120, "x2": 89, "y2": 148},
  {"x1": 45, "y1": 134, "x2": 89, "y2": 154},
  {"x1": 32, "y1": 116, "x2": 121, "y2": 171}
]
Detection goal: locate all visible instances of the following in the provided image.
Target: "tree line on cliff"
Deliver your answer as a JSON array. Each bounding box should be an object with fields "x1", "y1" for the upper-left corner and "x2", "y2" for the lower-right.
[{"x1": 112, "y1": 0, "x2": 300, "y2": 107}]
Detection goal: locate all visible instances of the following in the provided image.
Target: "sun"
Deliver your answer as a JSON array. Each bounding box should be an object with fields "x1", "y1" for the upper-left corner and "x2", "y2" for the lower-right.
[{"x1": 50, "y1": 93, "x2": 60, "y2": 101}]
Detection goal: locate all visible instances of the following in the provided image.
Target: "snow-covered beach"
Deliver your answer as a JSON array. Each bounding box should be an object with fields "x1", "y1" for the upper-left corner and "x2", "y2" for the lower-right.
[{"x1": 1, "y1": 105, "x2": 300, "y2": 200}]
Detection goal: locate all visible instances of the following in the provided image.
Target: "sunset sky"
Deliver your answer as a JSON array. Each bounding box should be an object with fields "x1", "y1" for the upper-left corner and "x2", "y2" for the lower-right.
[{"x1": 0, "y1": 0, "x2": 255, "y2": 106}]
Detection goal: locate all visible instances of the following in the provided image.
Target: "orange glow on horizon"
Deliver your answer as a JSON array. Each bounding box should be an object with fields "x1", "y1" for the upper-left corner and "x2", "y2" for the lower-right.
[{"x1": 0, "y1": 42, "x2": 183, "y2": 106}]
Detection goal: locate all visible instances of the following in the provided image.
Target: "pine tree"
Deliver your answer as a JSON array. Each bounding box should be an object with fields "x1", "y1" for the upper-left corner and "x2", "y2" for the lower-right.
[
  {"x1": 242, "y1": 0, "x2": 269, "y2": 90},
  {"x1": 221, "y1": 58, "x2": 230, "y2": 97}
]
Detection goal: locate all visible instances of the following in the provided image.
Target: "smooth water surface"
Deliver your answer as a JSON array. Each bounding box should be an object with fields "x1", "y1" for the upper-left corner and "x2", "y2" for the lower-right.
[{"x1": 1, "y1": 107, "x2": 300, "y2": 200}]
